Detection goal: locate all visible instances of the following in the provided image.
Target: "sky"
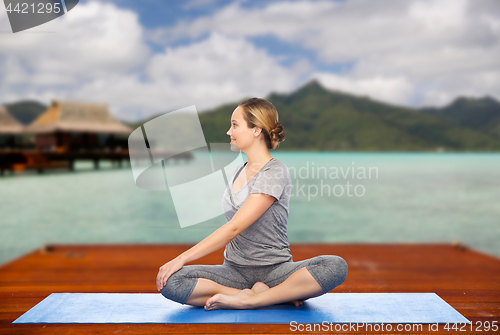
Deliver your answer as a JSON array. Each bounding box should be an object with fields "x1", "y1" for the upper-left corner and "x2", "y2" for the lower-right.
[{"x1": 0, "y1": 0, "x2": 499, "y2": 122}]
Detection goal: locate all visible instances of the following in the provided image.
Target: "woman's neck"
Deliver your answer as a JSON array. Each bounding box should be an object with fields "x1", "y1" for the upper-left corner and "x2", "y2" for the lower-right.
[{"x1": 246, "y1": 155, "x2": 274, "y2": 173}]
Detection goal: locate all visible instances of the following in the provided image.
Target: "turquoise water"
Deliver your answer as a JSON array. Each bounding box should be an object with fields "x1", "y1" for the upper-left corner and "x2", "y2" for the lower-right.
[{"x1": 1, "y1": 152, "x2": 499, "y2": 266}]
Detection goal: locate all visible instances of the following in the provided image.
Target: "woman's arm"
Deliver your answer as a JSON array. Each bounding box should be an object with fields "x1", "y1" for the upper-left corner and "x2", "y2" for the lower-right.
[{"x1": 157, "y1": 193, "x2": 276, "y2": 291}]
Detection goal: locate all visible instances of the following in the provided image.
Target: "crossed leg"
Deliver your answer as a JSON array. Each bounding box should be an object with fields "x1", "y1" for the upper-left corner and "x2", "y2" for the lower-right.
[
  {"x1": 163, "y1": 255, "x2": 347, "y2": 309},
  {"x1": 203, "y1": 255, "x2": 349, "y2": 310},
  {"x1": 185, "y1": 278, "x2": 307, "y2": 307},
  {"x1": 204, "y1": 267, "x2": 324, "y2": 310}
]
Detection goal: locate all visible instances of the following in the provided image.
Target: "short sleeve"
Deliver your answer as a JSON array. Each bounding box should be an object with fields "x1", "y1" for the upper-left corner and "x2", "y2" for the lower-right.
[{"x1": 249, "y1": 164, "x2": 289, "y2": 201}]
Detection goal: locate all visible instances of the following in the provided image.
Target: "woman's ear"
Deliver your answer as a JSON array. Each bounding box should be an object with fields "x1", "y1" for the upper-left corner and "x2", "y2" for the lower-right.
[{"x1": 253, "y1": 127, "x2": 263, "y2": 137}]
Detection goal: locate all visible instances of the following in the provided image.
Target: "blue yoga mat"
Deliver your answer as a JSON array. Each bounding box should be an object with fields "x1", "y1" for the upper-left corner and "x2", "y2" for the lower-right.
[{"x1": 13, "y1": 293, "x2": 470, "y2": 324}]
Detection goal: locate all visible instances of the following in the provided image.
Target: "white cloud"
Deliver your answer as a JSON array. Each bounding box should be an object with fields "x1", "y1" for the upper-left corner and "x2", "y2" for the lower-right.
[
  {"x1": 1, "y1": 0, "x2": 499, "y2": 121},
  {"x1": 0, "y1": 1, "x2": 310, "y2": 121},
  {"x1": 77, "y1": 33, "x2": 310, "y2": 121},
  {"x1": 0, "y1": 1, "x2": 149, "y2": 79},
  {"x1": 146, "y1": 32, "x2": 307, "y2": 96},
  {"x1": 313, "y1": 72, "x2": 414, "y2": 106},
  {"x1": 418, "y1": 69, "x2": 500, "y2": 107},
  {"x1": 0, "y1": 0, "x2": 152, "y2": 117},
  {"x1": 156, "y1": 0, "x2": 500, "y2": 107}
]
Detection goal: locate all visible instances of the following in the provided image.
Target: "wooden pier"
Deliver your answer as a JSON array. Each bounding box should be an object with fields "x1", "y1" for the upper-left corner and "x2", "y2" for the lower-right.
[
  {"x1": 0, "y1": 149, "x2": 129, "y2": 174},
  {"x1": 1, "y1": 243, "x2": 499, "y2": 334},
  {"x1": 0, "y1": 149, "x2": 193, "y2": 174}
]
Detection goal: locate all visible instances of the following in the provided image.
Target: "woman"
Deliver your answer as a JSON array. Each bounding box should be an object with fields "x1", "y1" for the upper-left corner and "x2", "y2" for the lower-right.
[{"x1": 156, "y1": 98, "x2": 348, "y2": 311}]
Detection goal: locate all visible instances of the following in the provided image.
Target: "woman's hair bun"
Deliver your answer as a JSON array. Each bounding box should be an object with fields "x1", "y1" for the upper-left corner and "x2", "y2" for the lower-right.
[{"x1": 270, "y1": 122, "x2": 286, "y2": 143}]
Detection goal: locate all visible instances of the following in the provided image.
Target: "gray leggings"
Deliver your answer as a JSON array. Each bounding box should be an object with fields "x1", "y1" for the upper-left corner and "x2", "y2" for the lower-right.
[{"x1": 161, "y1": 255, "x2": 348, "y2": 305}]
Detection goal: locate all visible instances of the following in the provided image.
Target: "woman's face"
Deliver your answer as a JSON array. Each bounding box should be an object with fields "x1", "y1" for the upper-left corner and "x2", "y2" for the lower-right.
[{"x1": 227, "y1": 106, "x2": 256, "y2": 151}]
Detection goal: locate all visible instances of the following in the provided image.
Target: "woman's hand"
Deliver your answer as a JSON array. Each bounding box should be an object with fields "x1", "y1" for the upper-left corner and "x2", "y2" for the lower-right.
[{"x1": 156, "y1": 257, "x2": 185, "y2": 291}]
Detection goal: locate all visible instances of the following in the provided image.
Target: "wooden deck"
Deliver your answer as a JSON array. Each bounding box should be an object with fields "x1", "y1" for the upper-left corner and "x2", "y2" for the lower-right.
[{"x1": 1, "y1": 243, "x2": 499, "y2": 334}]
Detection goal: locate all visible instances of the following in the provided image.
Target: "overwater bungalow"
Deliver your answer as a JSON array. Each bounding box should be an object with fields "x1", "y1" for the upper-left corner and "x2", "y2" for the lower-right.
[{"x1": 24, "y1": 100, "x2": 132, "y2": 152}]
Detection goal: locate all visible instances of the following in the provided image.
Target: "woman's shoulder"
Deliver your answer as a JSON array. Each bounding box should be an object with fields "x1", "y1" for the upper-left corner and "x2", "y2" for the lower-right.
[
  {"x1": 261, "y1": 158, "x2": 290, "y2": 182},
  {"x1": 265, "y1": 158, "x2": 288, "y2": 172}
]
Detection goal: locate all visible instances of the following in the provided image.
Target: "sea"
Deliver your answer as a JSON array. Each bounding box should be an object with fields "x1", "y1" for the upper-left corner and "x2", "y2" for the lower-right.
[{"x1": 0, "y1": 151, "x2": 499, "y2": 266}]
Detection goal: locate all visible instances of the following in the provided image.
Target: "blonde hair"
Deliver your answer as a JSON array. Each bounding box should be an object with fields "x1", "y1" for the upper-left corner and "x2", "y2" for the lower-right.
[{"x1": 238, "y1": 98, "x2": 286, "y2": 150}]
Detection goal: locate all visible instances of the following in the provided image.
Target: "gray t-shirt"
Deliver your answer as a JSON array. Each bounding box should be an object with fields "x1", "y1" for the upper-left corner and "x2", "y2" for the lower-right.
[{"x1": 221, "y1": 157, "x2": 293, "y2": 266}]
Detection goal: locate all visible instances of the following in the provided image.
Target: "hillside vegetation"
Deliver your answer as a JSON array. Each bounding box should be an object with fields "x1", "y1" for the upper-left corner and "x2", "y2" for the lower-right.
[{"x1": 4, "y1": 80, "x2": 500, "y2": 151}]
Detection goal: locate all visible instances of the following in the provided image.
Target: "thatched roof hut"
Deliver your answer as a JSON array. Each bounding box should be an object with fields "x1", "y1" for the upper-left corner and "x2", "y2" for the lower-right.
[
  {"x1": 0, "y1": 106, "x2": 24, "y2": 134},
  {"x1": 25, "y1": 100, "x2": 132, "y2": 134}
]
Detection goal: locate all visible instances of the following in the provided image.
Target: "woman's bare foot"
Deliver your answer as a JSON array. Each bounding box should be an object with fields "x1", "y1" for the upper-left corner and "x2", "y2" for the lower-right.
[
  {"x1": 204, "y1": 282, "x2": 303, "y2": 310},
  {"x1": 205, "y1": 288, "x2": 256, "y2": 310},
  {"x1": 203, "y1": 283, "x2": 270, "y2": 311}
]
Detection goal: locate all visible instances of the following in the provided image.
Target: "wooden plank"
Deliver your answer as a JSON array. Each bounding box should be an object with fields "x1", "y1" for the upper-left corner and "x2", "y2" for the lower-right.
[{"x1": 0, "y1": 243, "x2": 498, "y2": 334}]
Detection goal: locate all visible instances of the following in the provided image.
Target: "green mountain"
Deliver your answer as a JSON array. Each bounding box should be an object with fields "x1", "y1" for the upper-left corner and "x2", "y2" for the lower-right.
[
  {"x1": 3, "y1": 80, "x2": 500, "y2": 151},
  {"x1": 3, "y1": 100, "x2": 47, "y2": 125},
  {"x1": 419, "y1": 96, "x2": 500, "y2": 138},
  {"x1": 198, "y1": 80, "x2": 500, "y2": 151}
]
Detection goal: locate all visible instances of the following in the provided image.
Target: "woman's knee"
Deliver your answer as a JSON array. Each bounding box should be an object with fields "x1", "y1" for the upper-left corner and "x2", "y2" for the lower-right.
[
  {"x1": 160, "y1": 268, "x2": 198, "y2": 305},
  {"x1": 332, "y1": 255, "x2": 348, "y2": 280},
  {"x1": 307, "y1": 255, "x2": 348, "y2": 293}
]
